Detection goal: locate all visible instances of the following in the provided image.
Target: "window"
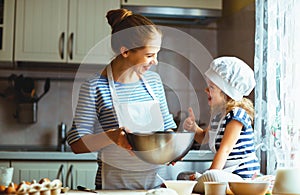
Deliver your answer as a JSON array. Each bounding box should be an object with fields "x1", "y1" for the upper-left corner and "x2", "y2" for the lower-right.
[{"x1": 254, "y1": 0, "x2": 300, "y2": 175}]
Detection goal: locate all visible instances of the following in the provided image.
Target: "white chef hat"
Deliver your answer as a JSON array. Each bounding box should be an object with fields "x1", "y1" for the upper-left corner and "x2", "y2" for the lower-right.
[{"x1": 204, "y1": 56, "x2": 256, "y2": 101}]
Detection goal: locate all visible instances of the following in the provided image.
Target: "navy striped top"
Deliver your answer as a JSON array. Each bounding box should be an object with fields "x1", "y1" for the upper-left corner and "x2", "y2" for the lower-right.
[
  {"x1": 67, "y1": 70, "x2": 176, "y2": 144},
  {"x1": 211, "y1": 107, "x2": 260, "y2": 179}
]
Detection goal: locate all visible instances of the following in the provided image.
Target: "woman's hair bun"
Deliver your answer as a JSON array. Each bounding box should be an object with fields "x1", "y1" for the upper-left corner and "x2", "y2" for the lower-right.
[{"x1": 106, "y1": 8, "x2": 133, "y2": 29}]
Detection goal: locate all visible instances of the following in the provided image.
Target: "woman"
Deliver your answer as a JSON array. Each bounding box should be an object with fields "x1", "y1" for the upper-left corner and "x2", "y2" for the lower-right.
[
  {"x1": 183, "y1": 56, "x2": 260, "y2": 193},
  {"x1": 67, "y1": 8, "x2": 176, "y2": 190}
]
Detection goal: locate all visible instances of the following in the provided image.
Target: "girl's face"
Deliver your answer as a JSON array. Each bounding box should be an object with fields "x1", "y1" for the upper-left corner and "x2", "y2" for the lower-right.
[
  {"x1": 205, "y1": 79, "x2": 226, "y2": 108},
  {"x1": 126, "y1": 36, "x2": 162, "y2": 75}
]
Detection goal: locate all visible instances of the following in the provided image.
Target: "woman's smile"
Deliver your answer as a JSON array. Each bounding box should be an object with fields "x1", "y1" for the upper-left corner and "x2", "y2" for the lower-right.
[{"x1": 143, "y1": 64, "x2": 152, "y2": 71}]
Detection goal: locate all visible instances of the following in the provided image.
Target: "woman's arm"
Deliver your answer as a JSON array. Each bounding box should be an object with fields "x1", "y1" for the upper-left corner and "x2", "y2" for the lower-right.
[
  {"x1": 68, "y1": 78, "x2": 131, "y2": 154},
  {"x1": 209, "y1": 119, "x2": 243, "y2": 170},
  {"x1": 69, "y1": 133, "x2": 110, "y2": 154},
  {"x1": 70, "y1": 128, "x2": 132, "y2": 154}
]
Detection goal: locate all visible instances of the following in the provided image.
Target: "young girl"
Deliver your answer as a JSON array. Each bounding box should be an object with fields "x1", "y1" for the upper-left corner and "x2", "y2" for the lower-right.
[{"x1": 183, "y1": 56, "x2": 260, "y2": 193}]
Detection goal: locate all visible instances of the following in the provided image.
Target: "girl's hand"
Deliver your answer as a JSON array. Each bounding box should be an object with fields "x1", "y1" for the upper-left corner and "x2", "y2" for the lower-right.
[{"x1": 183, "y1": 107, "x2": 197, "y2": 132}]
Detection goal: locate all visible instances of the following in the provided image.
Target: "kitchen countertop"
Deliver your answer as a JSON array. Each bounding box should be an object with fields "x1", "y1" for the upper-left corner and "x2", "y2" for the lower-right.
[
  {"x1": 0, "y1": 151, "x2": 98, "y2": 160},
  {"x1": 182, "y1": 150, "x2": 214, "y2": 161},
  {"x1": 0, "y1": 150, "x2": 214, "y2": 161}
]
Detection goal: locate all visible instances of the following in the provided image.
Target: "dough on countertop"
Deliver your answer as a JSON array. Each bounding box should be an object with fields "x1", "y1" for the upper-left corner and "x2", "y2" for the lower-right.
[{"x1": 146, "y1": 188, "x2": 178, "y2": 195}]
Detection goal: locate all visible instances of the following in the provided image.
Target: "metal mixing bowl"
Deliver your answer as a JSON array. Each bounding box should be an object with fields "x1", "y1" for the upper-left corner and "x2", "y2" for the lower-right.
[{"x1": 124, "y1": 131, "x2": 195, "y2": 164}]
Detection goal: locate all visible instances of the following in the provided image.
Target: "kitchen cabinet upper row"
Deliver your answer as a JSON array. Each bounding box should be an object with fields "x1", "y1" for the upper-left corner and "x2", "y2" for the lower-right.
[
  {"x1": 11, "y1": 0, "x2": 119, "y2": 64},
  {"x1": 0, "y1": 0, "x2": 15, "y2": 62}
]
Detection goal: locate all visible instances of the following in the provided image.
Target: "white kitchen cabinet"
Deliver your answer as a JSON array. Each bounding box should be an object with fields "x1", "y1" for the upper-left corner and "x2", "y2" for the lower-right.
[
  {"x1": 65, "y1": 161, "x2": 98, "y2": 190},
  {"x1": 15, "y1": 0, "x2": 119, "y2": 64},
  {"x1": 0, "y1": 0, "x2": 15, "y2": 63},
  {"x1": 0, "y1": 161, "x2": 10, "y2": 167},
  {"x1": 11, "y1": 161, "x2": 97, "y2": 189},
  {"x1": 11, "y1": 161, "x2": 65, "y2": 184}
]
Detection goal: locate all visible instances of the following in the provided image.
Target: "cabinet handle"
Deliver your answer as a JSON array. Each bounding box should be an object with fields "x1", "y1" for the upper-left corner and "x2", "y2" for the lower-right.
[
  {"x1": 68, "y1": 33, "x2": 74, "y2": 60},
  {"x1": 66, "y1": 164, "x2": 74, "y2": 190},
  {"x1": 59, "y1": 32, "x2": 65, "y2": 59},
  {"x1": 56, "y1": 164, "x2": 64, "y2": 187}
]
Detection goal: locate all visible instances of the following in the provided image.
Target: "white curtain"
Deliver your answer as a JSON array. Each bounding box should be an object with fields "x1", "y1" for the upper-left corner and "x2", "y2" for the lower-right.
[{"x1": 255, "y1": 0, "x2": 300, "y2": 175}]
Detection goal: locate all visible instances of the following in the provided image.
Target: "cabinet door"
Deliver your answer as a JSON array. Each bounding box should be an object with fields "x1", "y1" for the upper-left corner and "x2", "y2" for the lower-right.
[
  {"x1": 15, "y1": 0, "x2": 68, "y2": 62},
  {"x1": 15, "y1": 0, "x2": 119, "y2": 64},
  {"x1": 0, "y1": 161, "x2": 10, "y2": 167},
  {"x1": 11, "y1": 161, "x2": 67, "y2": 184},
  {"x1": 66, "y1": 161, "x2": 97, "y2": 190},
  {"x1": 68, "y1": 0, "x2": 119, "y2": 64},
  {"x1": 0, "y1": 0, "x2": 15, "y2": 62}
]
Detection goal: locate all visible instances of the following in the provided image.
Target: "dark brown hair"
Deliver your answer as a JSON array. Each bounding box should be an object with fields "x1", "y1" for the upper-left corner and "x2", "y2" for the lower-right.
[{"x1": 106, "y1": 8, "x2": 162, "y2": 54}]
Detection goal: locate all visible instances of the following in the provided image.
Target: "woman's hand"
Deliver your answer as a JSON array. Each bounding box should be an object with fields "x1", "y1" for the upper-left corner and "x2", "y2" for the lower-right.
[
  {"x1": 106, "y1": 127, "x2": 132, "y2": 151},
  {"x1": 183, "y1": 107, "x2": 198, "y2": 132}
]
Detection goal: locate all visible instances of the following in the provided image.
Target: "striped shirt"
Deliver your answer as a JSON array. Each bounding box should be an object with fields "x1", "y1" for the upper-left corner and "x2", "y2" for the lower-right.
[
  {"x1": 211, "y1": 107, "x2": 260, "y2": 179},
  {"x1": 67, "y1": 70, "x2": 176, "y2": 187}
]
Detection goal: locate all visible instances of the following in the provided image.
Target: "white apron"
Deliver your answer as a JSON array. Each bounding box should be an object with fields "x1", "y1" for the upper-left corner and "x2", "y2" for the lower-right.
[
  {"x1": 101, "y1": 64, "x2": 166, "y2": 189},
  {"x1": 208, "y1": 113, "x2": 225, "y2": 154}
]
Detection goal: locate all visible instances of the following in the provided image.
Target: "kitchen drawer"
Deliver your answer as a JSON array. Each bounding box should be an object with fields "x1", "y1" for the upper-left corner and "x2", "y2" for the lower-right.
[{"x1": 0, "y1": 161, "x2": 10, "y2": 167}]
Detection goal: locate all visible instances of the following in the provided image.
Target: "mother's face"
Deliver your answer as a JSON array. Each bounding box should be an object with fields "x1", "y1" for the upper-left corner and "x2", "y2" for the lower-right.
[
  {"x1": 127, "y1": 45, "x2": 161, "y2": 75},
  {"x1": 126, "y1": 36, "x2": 162, "y2": 75}
]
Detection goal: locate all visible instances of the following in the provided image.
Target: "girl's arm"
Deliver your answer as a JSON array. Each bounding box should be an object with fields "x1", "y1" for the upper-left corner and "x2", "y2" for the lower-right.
[
  {"x1": 193, "y1": 125, "x2": 208, "y2": 144},
  {"x1": 209, "y1": 119, "x2": 243, "y2": 170}
]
